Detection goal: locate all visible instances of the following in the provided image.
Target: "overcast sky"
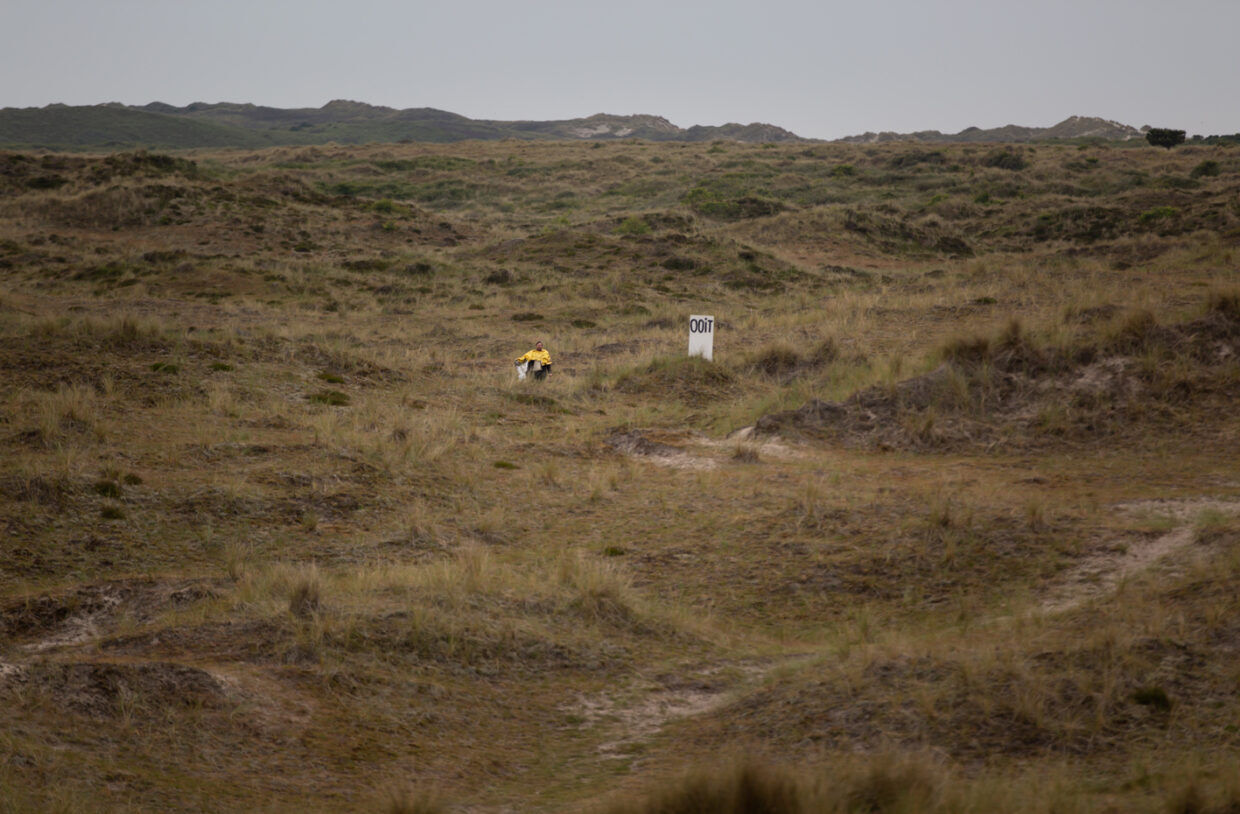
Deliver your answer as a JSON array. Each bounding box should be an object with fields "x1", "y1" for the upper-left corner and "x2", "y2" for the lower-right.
[{"x1": 3, "y1": 0, "x2": 1237, "y2": 139}]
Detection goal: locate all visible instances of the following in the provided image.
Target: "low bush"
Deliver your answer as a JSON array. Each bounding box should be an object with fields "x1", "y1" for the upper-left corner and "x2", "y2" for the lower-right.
[
  {"x1": 614, "y1": 356, "x2": 738, "y2": 405},
  {"x1": 750, "y1": 344, "x2": 802, "y2": 378},
  {"x1": 982, "y1": 149, "x2": 1028, "y2": 171},
  {"x1": 1139, "y1": 206, "x2": 1179, "y2": 224},
  {"x1": 93, "y1": 480, "x2": 122, "y2": 498},
  {"x1": 604, "y1": 754, "x2": 948, "y2": 814},
  {"x1": 615, "y1": 216, "x2": 651, "y2": 236},
  {"x1": 309, "y1": 390, "x2": 349, "y2": 406},
  {"x1": 1190, "y1": 159, "x2": 1221, "y2": 178}
]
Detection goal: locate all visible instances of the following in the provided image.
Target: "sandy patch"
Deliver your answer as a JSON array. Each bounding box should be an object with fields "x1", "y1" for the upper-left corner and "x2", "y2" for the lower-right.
[{"x1": 1038, "y1": 498, "x2": 1240, "y2": 614}]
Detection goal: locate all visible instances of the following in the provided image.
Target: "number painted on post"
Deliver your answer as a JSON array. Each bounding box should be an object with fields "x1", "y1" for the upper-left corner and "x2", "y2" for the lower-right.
[{"x1": 687, "y1": 314, "x2": 715, "y2": 361}]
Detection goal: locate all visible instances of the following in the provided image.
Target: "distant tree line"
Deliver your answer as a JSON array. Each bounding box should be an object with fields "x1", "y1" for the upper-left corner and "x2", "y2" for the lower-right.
[
  {"x1": 1188, "y1": 133, "x2": 1240, "y2": 145},
  {"x1": 1145, "y1": 127, "x2": 1240, "y2": 148}
]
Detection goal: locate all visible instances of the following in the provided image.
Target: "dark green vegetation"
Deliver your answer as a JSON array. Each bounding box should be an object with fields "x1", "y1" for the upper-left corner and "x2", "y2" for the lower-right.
[
  {"x1": 0, "y1": 136, "x2": 1238, "y2": 812},
  {"x1": 0, "y1": 102, "x2": 805, "y2": 150},
  {"x1": 1146, "y1": 128, "x2": 1188, "y2": 149},
  {"x1": 10, "y1": 103, "x2": 1237, "y2": 153}
]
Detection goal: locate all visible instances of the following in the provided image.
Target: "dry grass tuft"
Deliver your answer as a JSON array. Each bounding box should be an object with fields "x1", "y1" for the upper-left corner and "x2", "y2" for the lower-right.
[
  {"x1": 1205, "y1": 289, "x2": 1240, "y2": 324},
  {"x1": 288, "y1": 567, "x2": 322, "y2": 618},
  {"x1": 603, "y1": 753, "x2": 949, "y2": 814},
  {"x1": 614, "y1": 356, "x2": 739, "y2": 405},
  {"x1": 731, "y1": 443, "x2": 760, "y2": 463},
  {"x1": 603, "y1": 759, "x2": 803, "y2": 814},
  {"x1": 557, "y1": 549, "x2": 637, "y2": 625},
  {"x1": 383, "y1": 786, "x2": 447, "y2": 814}
]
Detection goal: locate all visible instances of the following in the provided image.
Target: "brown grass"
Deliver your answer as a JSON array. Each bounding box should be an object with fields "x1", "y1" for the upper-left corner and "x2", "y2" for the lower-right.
[{"x1": 0, "y1": 139, "x2": 1238, "y2": 812}]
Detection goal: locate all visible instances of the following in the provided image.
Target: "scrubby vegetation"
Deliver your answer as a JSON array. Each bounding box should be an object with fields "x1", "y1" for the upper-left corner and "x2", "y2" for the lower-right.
[{"x1": 0, "y1": 137, "x2": 1238, "y2": 812}]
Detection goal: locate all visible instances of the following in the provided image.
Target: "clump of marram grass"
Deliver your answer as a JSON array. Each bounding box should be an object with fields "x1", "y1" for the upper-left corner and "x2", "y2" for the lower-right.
[
  {"x1": 229, "y1": 561, "x2": 326, "y2": 616},
  {"x1": 1103, "y1": 308, "x2": 1162, "y2": 354},
  {"x1": 749, "y1": 343, "x2": 801, "y2": 378},
  {"x1": 288, "y1": 567, "x2": 322, "y2": 618},
  {"x1": 30, "y1": 312, "x2": 168, "y2": 350},
  {"x1": 308, "y1": 389, "x2": 350, "y2": 406},
  {"x1": 100, "y1": 504, "x2": 125, "y2": 520},
  {"x1": 93, "y1": 479, "x2": 122, "y2": 498},
  {"x1": 28, "y1": 382, "x2": 101, "y2": 446},
  {"x1": 822, "y1": 752, "x2": 947, "y2": 813},
  {"x1": 939, "y1": 318, "x2": 1049, "y2": 373},
  {"x1": 382, "y1": 786, "x2": 446, "y2": 814},
  {"x1": 602, "y1": 753, "x2": 949, "y2": 814},
  {"x1": 1205, "y1": 288, "x2": 1240, "y2": 325},
  {"x1": 614, "y1": 356, "x2": 738, "y2": 405},
  {"x1": 747, "y1": 338, "x2": 839, "y2": 382},
  {"x1": 603, "y1": 760, "x2": 803, "y2": 814},
  {"x1": 557, "y1": 548, "x2": 636, "y2": 625},
  {"x1": 731, "y1": 443, "x2": 760, "y2": 463},
  {"x1": 288, "y1": 580, "x2": 319, "y2": 620},
  {"x1": 1193, "y1": 509, "x2": 1239, "y2": 546}
]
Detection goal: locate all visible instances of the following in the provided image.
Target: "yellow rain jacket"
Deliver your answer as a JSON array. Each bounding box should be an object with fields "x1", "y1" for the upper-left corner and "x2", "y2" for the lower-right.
[{"x1": 516, "y1": 348, "x2": 551, "y2": 366}]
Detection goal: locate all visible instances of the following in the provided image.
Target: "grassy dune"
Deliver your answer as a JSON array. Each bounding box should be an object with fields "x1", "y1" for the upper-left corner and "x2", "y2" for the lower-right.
[{"x1": 0, "y1": 137, "x2": 1238, "y2": 812}]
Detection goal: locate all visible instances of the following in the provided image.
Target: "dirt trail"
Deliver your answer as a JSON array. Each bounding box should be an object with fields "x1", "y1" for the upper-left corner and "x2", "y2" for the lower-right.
[
  {"x1": 564, "y1": 656, "x2": 810, "y2": 760},
  {"x1": 606, "y1": 428, "x2": 800, "y2": 471},
  {"x1": 562, "y1": 497, "x2": 1240, "y2": 762},
  {"x1": 1038, "y1": 498, "x2": 1240, "y2": 615}
]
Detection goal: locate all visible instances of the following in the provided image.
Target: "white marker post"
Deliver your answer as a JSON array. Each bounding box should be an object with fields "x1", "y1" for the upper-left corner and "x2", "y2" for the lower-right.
[{"x1": 688, "y1": 314, "x2": 715, "y2": 361}]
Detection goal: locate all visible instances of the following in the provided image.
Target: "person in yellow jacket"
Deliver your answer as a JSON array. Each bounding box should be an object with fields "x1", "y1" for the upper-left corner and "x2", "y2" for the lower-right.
[{"x1": 515, "y1": 340, "x2": 552, "y2": 381}]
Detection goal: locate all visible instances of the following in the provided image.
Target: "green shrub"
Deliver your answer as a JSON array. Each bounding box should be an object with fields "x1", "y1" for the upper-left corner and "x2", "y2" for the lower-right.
[
  {"x1": 615, "y1": 216, "x2": 651, "y2": 236},
  {"x1": 309, "y1": 390, "x2": 350, "y2": 406},
  {"x1": 1190, "y1": 159, "x2": 1221, "y2": 178},
  {"x1": 683, "y1": 187, "x2": 785, "y2": 220},
  {"x1": 342, "y1": 258, "x2": 393, "y2": 272},
  {"x1": 1132, "y1": 686, "x2": 1172, "y2": 711},
  {"x1": 750, "y1": 344, "x2": 802, "y2": 378},
  {"x1": 508, "y1": 392, "x2": 559, "y2": 409},
  {"x1": 604, "y1": 761, "x2": 801, "y2": 814},
  {"x1": 93, "y1": 480, "x2": 122, "y2": 498},
  {"x1": 1146, "y1": 128, "x2": 1186, "y2": 149},
  {"x1": 982, "y1": 149, "x2": 1027, "y2": 171},
  {"x1": 1138, "y1": 206, "x2": 1179, "y2": 224},
  {"x1": 1206, "y1": 290, "x2": 1240, "y2": 322},
  {"x1": 890, "y1": 150, "x2": 946, "y2": 168},
  {"x1": 615, "y1": 356, "x2": 737, "y2": 405},
  {"x1": 662, "y1": 256, "x2": 698, "y2": 271}
]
